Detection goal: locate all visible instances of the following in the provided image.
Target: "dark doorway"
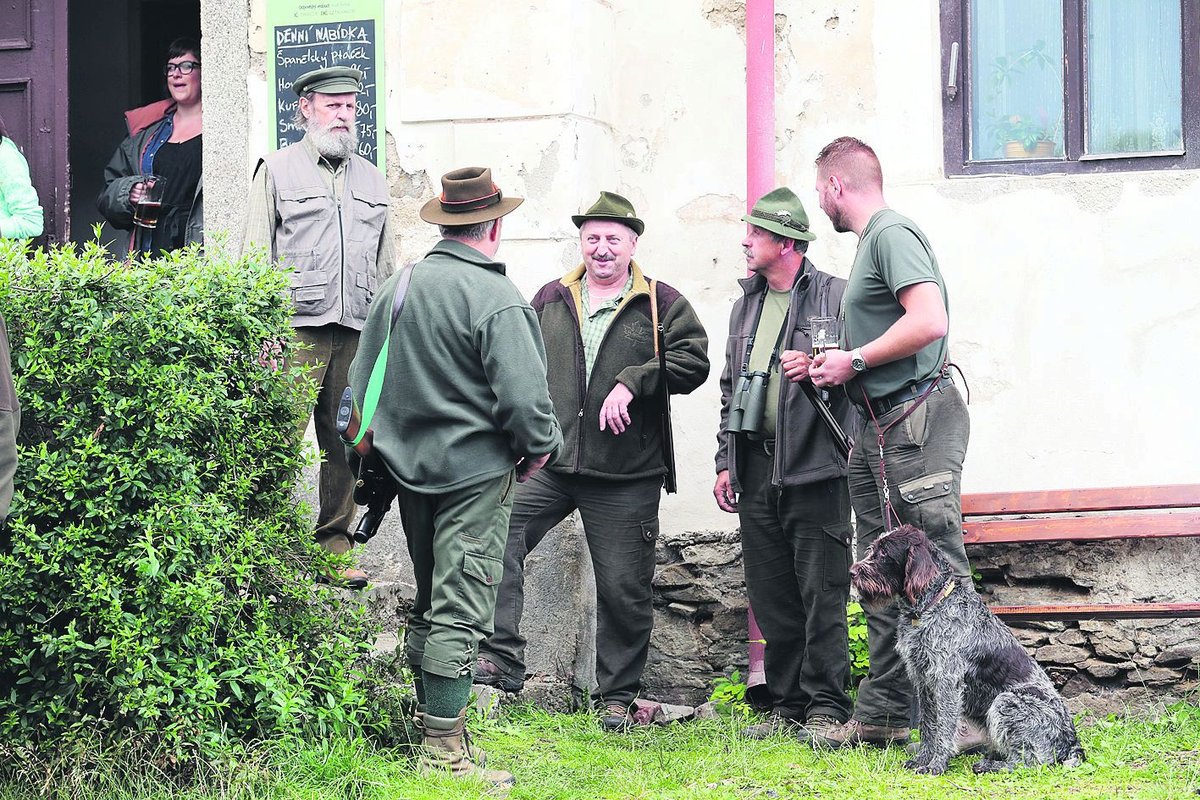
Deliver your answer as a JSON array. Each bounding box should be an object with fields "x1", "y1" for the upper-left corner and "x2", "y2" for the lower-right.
[{"x1": 68, "y1": 0, "x2": 199, "y2": 245}]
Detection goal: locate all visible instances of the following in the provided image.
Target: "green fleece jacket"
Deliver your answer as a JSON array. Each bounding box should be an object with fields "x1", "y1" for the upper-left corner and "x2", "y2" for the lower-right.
[
  {"x1": 348, "y1": 240, "x2": 562, "y2": 494},
  {"x1": 531, "y1": 261, "x2": 709, "y2": 481}
]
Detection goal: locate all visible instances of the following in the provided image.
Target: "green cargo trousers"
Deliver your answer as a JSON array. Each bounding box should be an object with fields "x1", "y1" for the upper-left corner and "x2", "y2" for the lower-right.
[
  {"x1": 291, "y1": 325, "x2": 360, "y2": 553},
  {"x1": 847, "y1": 384, "x2": 971, "y2": 729},
  {"x1": 396, "y1": 469, "x2": 516, "y2": 679},
  {"x1": 0, "y1": 314, "x2": 19, "y2": 521}
]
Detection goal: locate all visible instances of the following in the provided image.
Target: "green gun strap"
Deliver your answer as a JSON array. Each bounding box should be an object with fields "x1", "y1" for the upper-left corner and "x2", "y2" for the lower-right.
[{"x1": 352, "y1": 265, "x2": 414, "y2": 445}]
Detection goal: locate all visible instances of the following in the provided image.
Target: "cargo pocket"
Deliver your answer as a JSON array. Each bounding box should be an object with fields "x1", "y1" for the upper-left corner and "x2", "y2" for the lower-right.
[
  {"x1": 638, "y1": 518, "x2": 658, "y2": 582},
  {"x1": 277, "y1": 186, "x2": 331, "y2": 227},
  {"x1": 349, "y1": 189, "x2": 388, "y2": 241},
  {"x1": 457, "y1": 551, "x2": 504, "y2": 625},
  {"x1": 286, "y1": 258, "x2": 332, "y2": 315},
  {"x1": 822, "y1": 524, "x2": 852, "y2": 590},
  {"x1": 896, "y1": 470, "x2": 956, "y2": 538}
]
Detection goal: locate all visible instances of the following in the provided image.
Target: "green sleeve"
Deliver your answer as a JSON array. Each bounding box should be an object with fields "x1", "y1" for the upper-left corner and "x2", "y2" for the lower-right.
[{"x1": 0, "y1": 140, "x2": 43, "y2": 240}]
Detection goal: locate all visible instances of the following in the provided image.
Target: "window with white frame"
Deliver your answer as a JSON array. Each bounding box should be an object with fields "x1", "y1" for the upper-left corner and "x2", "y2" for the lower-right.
[{"x1": 941, "y1": 0, "x2": 1199, "y2": 175}]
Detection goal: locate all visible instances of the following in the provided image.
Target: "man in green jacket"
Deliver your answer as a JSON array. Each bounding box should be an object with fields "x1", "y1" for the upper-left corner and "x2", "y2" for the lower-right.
[
  {"x1": 348, "y1": 167, "x2": 560, "y2": 787},
  {"x1": 475, "y1": 192, "x2": 710, "y2": 731},
  {"x1": 0, "y1": 313, "x2": 18, "y2": 530}
]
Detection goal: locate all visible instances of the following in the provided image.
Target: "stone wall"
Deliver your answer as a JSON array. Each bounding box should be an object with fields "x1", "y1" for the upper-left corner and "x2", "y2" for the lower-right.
[{"x1": 973, "y1": 539, "x2": 1200, "y2": 716}]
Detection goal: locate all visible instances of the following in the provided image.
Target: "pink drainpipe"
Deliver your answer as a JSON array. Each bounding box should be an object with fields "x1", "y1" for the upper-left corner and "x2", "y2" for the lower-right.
[{"x1": 744, "y1": 0, "x2": 774, "y2": 699}]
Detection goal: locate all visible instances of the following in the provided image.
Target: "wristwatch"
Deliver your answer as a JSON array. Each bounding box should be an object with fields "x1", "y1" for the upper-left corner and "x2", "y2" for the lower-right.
[{"x1": 850, "y1": 347, "x2": 868, "y2": 373}]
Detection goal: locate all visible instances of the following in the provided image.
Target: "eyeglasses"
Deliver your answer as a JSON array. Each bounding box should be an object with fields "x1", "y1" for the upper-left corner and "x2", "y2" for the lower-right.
[{"x1": 163, "y1": 61, "x2": 201, "y2": 76}]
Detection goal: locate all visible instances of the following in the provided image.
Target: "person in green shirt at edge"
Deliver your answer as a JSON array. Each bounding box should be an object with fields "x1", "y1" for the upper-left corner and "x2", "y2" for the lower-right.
[
  {"x1": 347, "y1": 167, "x2": 561, "y2": 789},
  {"x1": 807, "y1": 137, "x2": 976, "y2": 753},
  {"x1": 0, "y1": 112, "x2": 38, "y2": 540}
]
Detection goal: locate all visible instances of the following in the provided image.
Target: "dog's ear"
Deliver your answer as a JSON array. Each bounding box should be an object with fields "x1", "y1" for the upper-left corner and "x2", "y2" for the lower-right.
[{"x1": 903, "y1": 535, "x2": 940, "y2": 603}]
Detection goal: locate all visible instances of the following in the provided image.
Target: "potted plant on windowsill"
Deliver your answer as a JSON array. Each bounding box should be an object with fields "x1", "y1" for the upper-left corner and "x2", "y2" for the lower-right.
[
  {"x1": 991, "y1": 112, "x2": 1057, "y2": 158},
  {"x1": 987, "y1": 40, "x2": 1062, "y2": 159}
]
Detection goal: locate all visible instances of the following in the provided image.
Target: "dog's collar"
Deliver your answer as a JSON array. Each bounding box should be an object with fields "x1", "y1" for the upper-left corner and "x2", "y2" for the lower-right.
[{"x1": 911, "y1": 580, "x2": 957, "y2": 626}]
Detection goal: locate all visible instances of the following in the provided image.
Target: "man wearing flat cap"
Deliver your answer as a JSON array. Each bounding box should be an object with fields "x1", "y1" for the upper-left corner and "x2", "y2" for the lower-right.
[
  {"x1": 243, "y1": 66, "x2": 395, "y2": 587},
  {"x1": 713, "y1": 187, "x2": 858, "y2": 742},
  {"x1": 348, "y1": 166, "x2": 560, "y2": 786},
  {"x1": 475, "y1": 191, "x2": 710, "y2": 732}
]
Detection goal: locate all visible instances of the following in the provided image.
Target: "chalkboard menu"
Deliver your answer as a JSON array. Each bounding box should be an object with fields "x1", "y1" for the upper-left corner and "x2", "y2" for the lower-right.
[{"x1": 268, "y1": 7, "x2": 385, "y2": 169}]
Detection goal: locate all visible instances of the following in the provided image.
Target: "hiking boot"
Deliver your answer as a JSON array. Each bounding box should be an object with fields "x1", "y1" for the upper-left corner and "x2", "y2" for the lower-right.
[
  {"x1": 414, "y1": 708, "x2": 515, "y2": 788},
  {"x1": 795, "y1": 714, "x2": 844, "y2": 742},
  {"x1": 599, "y1": 702, "x2": 633, "y2": 733},
  {"x1": 813, "y1": 718, "x2": 910, "y2": 749},
  {"x1": 473, "y1": 657, "x2": 524, "y2": 693},
  {"x1": 905, "y1": 720, "x2": 991, "y2": 756},
  {"x1": 740, "y1": 711, "x2": 802, "y2": 739}
]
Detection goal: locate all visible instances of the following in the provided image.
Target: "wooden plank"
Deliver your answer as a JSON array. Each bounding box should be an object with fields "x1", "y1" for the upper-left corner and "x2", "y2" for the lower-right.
[
  {"x1": 963, "y1": 485, "x2": 1200, "y2": 517},
  {"x1": 991, "y1": 602, "x2": 1200, "y2": 621},
  {"x1": 962, "y1": 510, "x2": 1200, "y2": 545}
]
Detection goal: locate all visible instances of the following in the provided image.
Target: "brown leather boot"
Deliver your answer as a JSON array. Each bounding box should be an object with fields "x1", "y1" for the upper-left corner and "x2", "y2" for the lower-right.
[
  {"x1": 812, "y1": 718, "x2": 911, "y2": 749},
  {"x1": 415, "y1": 708, "x2": 515, "y2": 788}
]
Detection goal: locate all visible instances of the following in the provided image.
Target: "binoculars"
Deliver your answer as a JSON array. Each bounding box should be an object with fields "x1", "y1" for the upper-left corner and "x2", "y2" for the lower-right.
[{"x1": 727, "y1": 371, "x2": 769, "y2": 435}]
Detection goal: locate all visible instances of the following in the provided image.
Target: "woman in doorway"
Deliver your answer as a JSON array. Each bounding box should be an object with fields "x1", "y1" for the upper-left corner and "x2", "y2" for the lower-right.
[
  {"x1": 98, "y1": 36, "x2": 203, "y2": 255},
  {"x1": 0, "y1": 113, "x2": 44, "y2": 240}
]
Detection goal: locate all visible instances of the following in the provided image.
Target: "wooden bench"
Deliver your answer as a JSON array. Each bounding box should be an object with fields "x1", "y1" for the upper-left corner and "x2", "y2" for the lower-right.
[{"x1": 961, "y1": 484, "x2": 1200, "y2": 622}]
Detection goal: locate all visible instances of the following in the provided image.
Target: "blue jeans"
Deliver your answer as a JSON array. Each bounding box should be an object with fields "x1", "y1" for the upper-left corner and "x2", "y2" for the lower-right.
[{"x1": 848, "y1": 384, "x2": 971, "y2": 728}]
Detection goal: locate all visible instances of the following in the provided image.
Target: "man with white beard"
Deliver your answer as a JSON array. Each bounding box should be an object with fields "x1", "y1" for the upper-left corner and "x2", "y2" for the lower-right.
[{"x1": 244, "y1": 66, "x2": 395, "y2": 587}]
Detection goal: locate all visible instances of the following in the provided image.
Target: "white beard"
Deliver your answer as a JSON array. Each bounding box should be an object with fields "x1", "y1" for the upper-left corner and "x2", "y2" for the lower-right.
[{"x1": 306, "y1": 118, "x2": 358, "y2": 160}]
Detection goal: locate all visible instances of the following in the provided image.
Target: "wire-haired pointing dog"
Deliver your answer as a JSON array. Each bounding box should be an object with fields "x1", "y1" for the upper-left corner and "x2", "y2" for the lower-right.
[{"x1": 851, "y1": 524, "x2": 1085, "y2": 775}]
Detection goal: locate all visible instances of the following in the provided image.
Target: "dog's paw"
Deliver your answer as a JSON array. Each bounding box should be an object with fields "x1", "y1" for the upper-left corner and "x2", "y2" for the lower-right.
[
  {"x1": 971, "y1": 758, "x2": 1003, "y2": 774},
  {"x1": 903, "y1": 755, "x2": 936, "y2": 772},
  {"x1": 910, "y1": 761, "x2": 947, "y2": 775}
]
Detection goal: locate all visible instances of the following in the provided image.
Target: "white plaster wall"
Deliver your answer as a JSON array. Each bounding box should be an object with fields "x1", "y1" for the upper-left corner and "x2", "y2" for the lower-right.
[{"x1": 235, "y1": 0, "x2": 1199, "y2": 539}]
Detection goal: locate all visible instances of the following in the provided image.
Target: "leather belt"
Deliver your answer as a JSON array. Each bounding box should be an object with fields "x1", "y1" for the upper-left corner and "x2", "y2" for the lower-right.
[{"x1": 859, "y1": 377, "x2": 944, "y2": 417}]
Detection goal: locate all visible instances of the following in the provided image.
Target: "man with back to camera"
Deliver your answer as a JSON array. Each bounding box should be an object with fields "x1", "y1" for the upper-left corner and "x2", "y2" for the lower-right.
[
  {"x1": 807, "y1": 136, "x2": 973, "y2": 750},
  {"x1": 713, "y1": 187, "x2": 857, "y2": 742},
  {"x1": 474, "y1": 191, "x2": 710, "y2": 731},
  {"x1": 243, "y1": 66, "x2": 394, "y2": 588},
  {"x1": 348, "y1": 166, "x2": 561, "y2": 786}
]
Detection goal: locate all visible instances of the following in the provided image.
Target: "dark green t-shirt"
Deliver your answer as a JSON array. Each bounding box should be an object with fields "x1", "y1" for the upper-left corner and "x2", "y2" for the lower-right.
[
  {"x1": 843, "y1": 208, "x2": 949, "y2": 399},
  {"x1": 747, "y1": 288, "x2": 790, "y2": 439}
]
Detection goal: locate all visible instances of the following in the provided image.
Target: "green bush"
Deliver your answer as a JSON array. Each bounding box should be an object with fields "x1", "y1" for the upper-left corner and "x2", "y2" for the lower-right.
[{"x1": 0, "y1": 239, "x2": 388, "y2": 760}]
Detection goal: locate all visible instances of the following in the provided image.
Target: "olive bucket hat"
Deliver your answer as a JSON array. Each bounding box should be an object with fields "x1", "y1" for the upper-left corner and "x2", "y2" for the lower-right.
[
  {"x1": 571, "y1": 191, "x2": 645, "y2": 236},
  {"x1": 742, "y1": 187, "x2": 817, "y2": 241}
]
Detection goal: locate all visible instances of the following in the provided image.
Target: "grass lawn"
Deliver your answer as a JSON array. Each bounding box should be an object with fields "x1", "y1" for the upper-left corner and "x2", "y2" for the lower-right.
[{"x1": 3, "y1": 703, "x2": 1198, "y2": 799}]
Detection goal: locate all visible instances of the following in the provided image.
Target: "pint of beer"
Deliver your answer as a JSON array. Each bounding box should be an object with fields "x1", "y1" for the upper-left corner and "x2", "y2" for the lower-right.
[{"x1": 133, "y1": 176, "x2": 166, "y2": 229}]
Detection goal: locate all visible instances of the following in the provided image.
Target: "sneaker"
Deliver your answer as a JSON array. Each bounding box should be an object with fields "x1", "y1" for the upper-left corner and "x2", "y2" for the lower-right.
[
  {"x1": 599, "y1": 702, "x2": 633, "y2": 732},
  {"x1": 740, "y1": 711, "x2": 802, "y2": 739},
  {"x1": 795, "y1": 714, "x2": 843, "y2": 742},
  {"x1": 473, "y1": 657, "x2": 524, "y2": 693},
  {"x1": 813, "y1": 718, "x2": 910, "y2": 749}
]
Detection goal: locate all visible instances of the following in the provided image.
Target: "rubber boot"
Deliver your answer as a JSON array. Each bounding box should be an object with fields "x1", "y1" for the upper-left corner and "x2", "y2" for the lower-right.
[{"x1": 415, "y1": 708, "x2": 515, "y2": 788}]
